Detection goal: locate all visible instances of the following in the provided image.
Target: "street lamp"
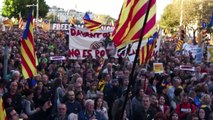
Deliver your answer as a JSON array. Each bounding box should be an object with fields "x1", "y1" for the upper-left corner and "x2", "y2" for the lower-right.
[{"x1": 26, "y1": 0, "x2": 39, "y2": 22}]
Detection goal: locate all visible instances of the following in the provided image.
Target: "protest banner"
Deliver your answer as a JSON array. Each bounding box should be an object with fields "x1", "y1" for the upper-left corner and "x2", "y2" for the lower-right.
[
  {"x1": 69, "y1": 27, "x2": 113, "y2": 59},
  {"x1": 153, "y1": 63, "x2": 164, "y2": 73},
  {"x1": 179, "y1": 65, "x2": 195, "y2": 71},
  {"x1": 51, "y1": 23, "x2": 114, "y2": 31},
  {"x1": 50, "y1": 56, "x2": 66, "y2": 61},
  {"x1": 68, "y1": 27, "x2": 148, "y2": 59}
]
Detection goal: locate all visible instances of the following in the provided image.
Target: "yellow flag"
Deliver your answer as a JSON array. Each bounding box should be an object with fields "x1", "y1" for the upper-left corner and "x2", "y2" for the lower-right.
[
  {"x1": 42, "y1": 19, "x2": 50, "y2": 31},
  {"x1": 0, "y1": 97, "x2": 7, "y2": 120},
  {"x1": 3, "y1": 19, "x2": 13, "y2": 27},
  {"x1": 210, "y1": 35, "x2": 213, "y2": 45},
  {"x1": 69, "y1": 16, "x2": 76, "y2": 25}
]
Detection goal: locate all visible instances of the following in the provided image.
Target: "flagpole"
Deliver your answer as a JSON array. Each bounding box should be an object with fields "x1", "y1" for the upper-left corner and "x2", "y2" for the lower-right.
[
  {"x1": 180, "y1": 0, "x2": 184, "y2": 26},
  {"x1": 3, "y1": 45, "x2": 8, "y2": 80},
  {"x1": 120, "y1": 0, "x2": 153, "y2": 119}
]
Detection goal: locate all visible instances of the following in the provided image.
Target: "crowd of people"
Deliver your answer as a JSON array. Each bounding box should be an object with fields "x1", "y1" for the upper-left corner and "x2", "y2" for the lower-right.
[{"x1": 0, "y1": 27, "x2": 213, "y2": 120}]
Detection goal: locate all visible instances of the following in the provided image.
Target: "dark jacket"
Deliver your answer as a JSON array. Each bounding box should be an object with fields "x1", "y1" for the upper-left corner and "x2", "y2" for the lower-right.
[
  {"x1": 65, "y1": 101, "x2": 82, "y2": 114},
  {"x1": 132, "y1": 106, "x2": 157, "y2": 120},
  {"x1": 3, "y1": 92, "x2": 22, "y2": 114},
  {"x1": 78, "y1": 110, "x2": 101, "y2": 120}
]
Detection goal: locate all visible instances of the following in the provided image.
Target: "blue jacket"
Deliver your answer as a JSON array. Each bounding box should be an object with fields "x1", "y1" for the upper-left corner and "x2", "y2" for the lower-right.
[{"x1": 78, "y1": 110, "x2": 101, "y2": 120}]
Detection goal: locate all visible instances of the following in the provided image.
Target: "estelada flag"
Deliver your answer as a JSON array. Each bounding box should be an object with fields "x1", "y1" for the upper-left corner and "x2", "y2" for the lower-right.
[
  {"x1": 21, "y1": 9, "x2": 37, "y2": 79},
  {"x1": 83, "y1": 12, "x2": 101, "y2": 32}
]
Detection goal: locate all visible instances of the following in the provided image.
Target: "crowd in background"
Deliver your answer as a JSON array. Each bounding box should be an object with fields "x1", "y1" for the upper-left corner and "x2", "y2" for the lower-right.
[{"x1": 0, "y1": 27, "x2": 213, "y2": 120}]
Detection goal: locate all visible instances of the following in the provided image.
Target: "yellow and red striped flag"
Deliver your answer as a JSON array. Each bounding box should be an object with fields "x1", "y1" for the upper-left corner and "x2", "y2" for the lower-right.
[
  {"x1": 21, "y1": 9, "x2": 37, "y2": 79},
  {"x1": 139, "y1": 32, "x2": 157, "y2": 65},
  {"x1": 18, "y1": 13, "x2": 24, "y2": 29},
  {"x1": 0, "y1": 97, "x2": 7, "y2": 120},
  {"x1": 95, "y1": 57, "x2": 105, "y2": 76},
  {"x1": 175, "y1": 39, "x2": 184, "y2": 51},
  {"x1": 83, "y1": 12, "x2": 101, "y2": 32},
  {"x1": 140, "y1": 44, "x2": 148, "y2": 65},
  {"x1": 111, "y1": 0, "x2": 156, "y2": 48},
  {"x1": 69, "y1": 16, "x2": 76, "y2": 25}
]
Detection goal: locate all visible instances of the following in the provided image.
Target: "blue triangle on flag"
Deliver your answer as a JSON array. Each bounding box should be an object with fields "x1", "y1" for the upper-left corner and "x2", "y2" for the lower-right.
[{"x1": 84, "y1": 12, "x2": 91, "y2": 20}]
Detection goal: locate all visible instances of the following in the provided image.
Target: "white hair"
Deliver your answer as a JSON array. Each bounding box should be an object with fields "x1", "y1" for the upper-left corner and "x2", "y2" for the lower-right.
[
  {"x1": 68, "y1": 113, "x2": 78, "y2": 120},
  {"x1": 12, "y1": 70, "x2": 20, "y2": 77},
  {"x1": 84, "y1": 99, "x2": 94, "y2": 107}
]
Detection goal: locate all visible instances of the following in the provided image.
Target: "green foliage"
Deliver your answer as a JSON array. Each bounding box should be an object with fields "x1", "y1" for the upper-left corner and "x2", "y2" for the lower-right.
[
  {"x1": 2, "y1": 0, "x2": 49, "y2": 20},
  {"x1": 159, "y1": 4, "x2": 179, "y2": 28},
  {"x1": 159, "y1": 0, "x2": 213, "y2": 29}
]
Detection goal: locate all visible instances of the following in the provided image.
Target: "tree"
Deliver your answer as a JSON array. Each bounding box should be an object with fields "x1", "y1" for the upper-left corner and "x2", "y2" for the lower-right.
[
  {"x1": 159, "y1": 4, "x2": 179, "y2": 28},
  {"x1": 2, "y1": 0, "x2": 49, "y2": 20},
  {"x1": 159, "y1": 0, "x2": 213, "y2": 29}
]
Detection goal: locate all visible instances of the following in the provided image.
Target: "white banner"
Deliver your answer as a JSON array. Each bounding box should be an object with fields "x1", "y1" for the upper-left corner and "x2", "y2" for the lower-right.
[
  {"x1": 182, "y1": 43, "x2": 199, "y2": 58},
  {"x1": 52, "y1": 23, "x2": 114, "y2": 31},
  {"x1": 179, "y1": 65, "x2": 195, "y2": 71},
  {"x1": 69, "y1": 27, "x2": 113, "y2": 59},
  {"x1": 68, "y1": 27, "x2": 151, "y2": 59},
  {"x1": 50, "y1": 56, "x2": 66, "y2": 61}
]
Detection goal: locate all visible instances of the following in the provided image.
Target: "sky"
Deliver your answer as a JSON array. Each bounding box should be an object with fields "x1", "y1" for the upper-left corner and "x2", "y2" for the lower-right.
[
  {"x1": 0, "y1": 0, "x2": 172, "y2": 20},
  {"x1": 44, "y1": 0, "x2": 172, "y2": 20}
]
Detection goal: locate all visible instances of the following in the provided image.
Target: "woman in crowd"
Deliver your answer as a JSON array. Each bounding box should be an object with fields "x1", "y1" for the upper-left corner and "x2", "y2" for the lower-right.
[
  {"x1": 86, "y1": 81, "x2": 99, "y2": 100},
  {"x1": 33, "y1": 81, "x2": 49, "y2": 107},
  {"x1": 197, "y1": 108, "x2": 206, "y2": 120},
  {"x1": 170, "y1": 111, "x2": 179, "y2": 120},
  {"x1": 158, "y1": 95, "x2": 170, "y2": 118},
  {"x1": 200, "y1": 94, "x2": 212, "y2": 120},
  {"x1": 22, "y1": 90, "x2": 41, "y2": 116},
  {"x1": 94, "y1": 97, "x2": 109, "y2": 120}
]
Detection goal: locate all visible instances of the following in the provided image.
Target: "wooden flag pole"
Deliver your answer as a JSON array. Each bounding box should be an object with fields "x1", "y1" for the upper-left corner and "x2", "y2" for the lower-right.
[{"x1": 120, "y1": 0, "x2": 153, "y2": 119}]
